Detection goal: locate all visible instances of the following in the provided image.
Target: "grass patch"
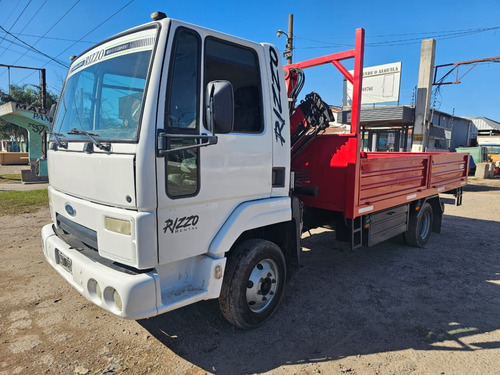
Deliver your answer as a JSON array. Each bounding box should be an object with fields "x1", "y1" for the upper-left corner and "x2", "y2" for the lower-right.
[
  {"x1": 0, "y1": 189, "x2": 48, "y2": 216},
  {"x1": 0, "y1": 174, "x2": 22, "y2": 183}
]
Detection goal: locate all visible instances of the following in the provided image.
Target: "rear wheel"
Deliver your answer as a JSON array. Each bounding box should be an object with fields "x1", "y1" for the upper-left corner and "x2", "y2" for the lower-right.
[
  {"x1": 404, "y1": 202, "x2": 433, "y2": 247},
  {"x1": 219, "y1": 239, "x2": 286, "y2": 329}
]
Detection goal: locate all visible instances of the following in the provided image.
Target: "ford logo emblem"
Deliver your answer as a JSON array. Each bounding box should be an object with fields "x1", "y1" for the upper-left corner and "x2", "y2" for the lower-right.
[{"x1": 65, "y1": 204, "x2": 76, "y2": 217}]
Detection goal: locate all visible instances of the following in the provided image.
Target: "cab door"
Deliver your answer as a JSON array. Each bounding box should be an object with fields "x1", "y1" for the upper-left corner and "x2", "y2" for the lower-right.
[{"x1": 156, "y1": 24, "x2": 272, "y2": 265}]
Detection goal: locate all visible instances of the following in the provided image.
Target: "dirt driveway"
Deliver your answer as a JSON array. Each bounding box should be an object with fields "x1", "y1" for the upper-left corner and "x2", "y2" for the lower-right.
[{"x1": 1, "y1": 178, "x2": 500, "y2": 375}]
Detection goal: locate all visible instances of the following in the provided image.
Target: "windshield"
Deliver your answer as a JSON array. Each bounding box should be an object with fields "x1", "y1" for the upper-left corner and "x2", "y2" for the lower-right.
[
  {"x1": 53, "y1": 28, "x2": 156, "y2": 142},
  {"x1": 485, "y1": 145, "x2": 500, "y2": 154}
]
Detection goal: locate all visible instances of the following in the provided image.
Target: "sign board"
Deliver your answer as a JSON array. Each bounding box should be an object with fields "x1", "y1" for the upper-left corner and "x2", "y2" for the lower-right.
[
  {"x1": 477, "y1": 136, "x2": 500, "y2": 146},
  {"x1": 283, "y1": 50, "x2": 292, "y2": 58},
  {"x1": 344, "y1": 62, "x2": 402, "y2": 105},
  {"x1": 413, "y1": 134, "x2": 424, "y2": 142}
]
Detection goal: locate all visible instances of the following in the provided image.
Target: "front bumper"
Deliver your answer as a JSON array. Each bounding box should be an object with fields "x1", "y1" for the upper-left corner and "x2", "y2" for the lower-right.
[
  {"x1": 42, "y1": 223, "x2": 158, "y2": 319},
  {"x1": 41, "y1": 223, "x2": 226, "y2": 319}
]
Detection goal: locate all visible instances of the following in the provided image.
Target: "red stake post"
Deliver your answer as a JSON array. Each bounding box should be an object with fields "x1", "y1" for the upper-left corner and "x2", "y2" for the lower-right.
[{"x1": 285, "y1": 28, "x2": 365, "y2": 218}]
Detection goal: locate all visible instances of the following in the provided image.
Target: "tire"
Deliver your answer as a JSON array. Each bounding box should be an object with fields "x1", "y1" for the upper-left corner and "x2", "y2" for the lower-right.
[
  {"x1": 404, "y1": 202, "x2": 433, "y2": 247},
  {"x1": 219, "y1": 239, "x2": 286, "y2": 329}
]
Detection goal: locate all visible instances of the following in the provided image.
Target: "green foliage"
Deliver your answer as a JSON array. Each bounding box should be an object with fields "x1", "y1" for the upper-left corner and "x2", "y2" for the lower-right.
[
  {"x1": 0, "y1": 189, "x2": 48, "y2": 216},
  {"x1": 0, "y1": 84, "x2": 58, "y2": 139},
  {"x1": 0, "y1": 119, "x2": 26, "y2": 140},
  {"x1": 0, "y1": 83, "x2": 58, "y2": 108}
]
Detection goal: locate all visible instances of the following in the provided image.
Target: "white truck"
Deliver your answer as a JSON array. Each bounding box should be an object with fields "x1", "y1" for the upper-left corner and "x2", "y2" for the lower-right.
[{"x1": 41, "y1": 12, "x2": 468, "y2": 329}]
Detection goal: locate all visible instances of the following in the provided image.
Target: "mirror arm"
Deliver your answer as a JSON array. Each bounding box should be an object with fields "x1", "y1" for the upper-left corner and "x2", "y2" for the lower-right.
[
  {"x1": 157, "y1": 131, "x2": 218, "y2": 157},
  {"x1": 208, "y1": 83, "x2": 215, "y2": 135}
]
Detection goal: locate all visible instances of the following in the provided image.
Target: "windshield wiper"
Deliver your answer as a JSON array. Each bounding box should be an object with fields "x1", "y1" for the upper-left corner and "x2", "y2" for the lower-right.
[
  {"x1": 68, "y1": 128, "x2": 111, "y2": 152},
  {"x1": 49, "y1": 132, "x2": 68, "y2": 149},
  {"x1": 68, "y1": 128, "x2": 99, "y2": 136}
]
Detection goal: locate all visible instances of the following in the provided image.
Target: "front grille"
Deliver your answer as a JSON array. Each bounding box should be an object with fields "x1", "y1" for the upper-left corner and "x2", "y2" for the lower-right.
[
  {"x1": 56, "y1": 213, "x2": 98, "y2": 250},
  {"x1": 53, "y1": 213, "x2": 150, "y2": 276}
]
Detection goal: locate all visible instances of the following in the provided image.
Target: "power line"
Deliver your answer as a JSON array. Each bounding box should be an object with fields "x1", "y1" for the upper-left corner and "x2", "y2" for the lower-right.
[
  {"x1": 375, "y1": 28, "x2": 497, "y2": 38},
  {"x1": 0, "y1": 0, "x2": 80, "y2": 85},
  {"x1": 0, "y1": 39, "x2": 64, "y2": 67},
  {"x1": 0, "y1": 0, "x2": 49, "y2": 59},
  {"x1": 14, "y1": 0, "x2": 136, "y2": 86},
  {"x1": 6, "y1": 0, "x2": 33, "y2": 32},
  {"x1": 11, "y1": 32, "x2": 96, "y2": 44},
  {"x1": 3, "y1": 0, "x2": 81, "y2": 64},
  {"x1": 297, "y1": 26, "x2": 500, "y2": 42},
  {"x1": 53, "y1": 0, "x2": 136, "y2": 60},
  {"x1": 293, "y1": 36, "x2": 352, "y2": 48},
  {"x1": 0, "y1": 38, "x2": 44, "y2": 57},
  {"x1": 294, "y1": 26, "x2": 500, "y2": 50},
  {"x1": 366, "y1": 27, "x2": 500, "y2": 47},
  {"x1": 0, "y1": 3, "x2": 22, "y2": 41},
  {"x1": 15, "y1": 0, "x2": 49, "y2": 35},
  {"x1": 0, "y1": 26, "x2": 68, "y2": 68},
  {"x1": 0, "y1": 0, "x2": 33, "y2": 49}
]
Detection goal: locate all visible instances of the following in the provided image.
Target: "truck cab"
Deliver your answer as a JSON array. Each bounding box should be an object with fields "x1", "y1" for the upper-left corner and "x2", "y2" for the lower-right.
[{"x1": 42, "y1": 13, "x2": 299, "y2": 328}]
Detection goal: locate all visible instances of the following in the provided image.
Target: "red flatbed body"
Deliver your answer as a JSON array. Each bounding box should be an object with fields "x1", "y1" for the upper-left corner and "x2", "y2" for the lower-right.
[
  {"x1": 292, "y1": 134, "x2": 468, "y2": 219},
  {"x1": 286, "y1": 28, "x2": 468, "y2": 220}
]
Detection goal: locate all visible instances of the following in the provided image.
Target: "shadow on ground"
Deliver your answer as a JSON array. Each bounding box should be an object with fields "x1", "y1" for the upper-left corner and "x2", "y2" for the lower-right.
[
  {"x1": 139, "y1": 214, "x2": 500, "y2": 374},
  {"x1": 464, "y1": 183, "x2": 500, "y2": 192}
]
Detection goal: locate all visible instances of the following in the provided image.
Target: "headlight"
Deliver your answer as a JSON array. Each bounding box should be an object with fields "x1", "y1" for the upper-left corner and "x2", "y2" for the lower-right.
[{"x1": 104, "y1": 216, "x2": 131, "y2": 235}]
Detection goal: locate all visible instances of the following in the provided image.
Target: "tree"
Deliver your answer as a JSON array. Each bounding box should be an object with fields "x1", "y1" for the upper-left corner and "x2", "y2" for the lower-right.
[{"x1": 0, "y1": 84, "x2": 58, "y2": 140}]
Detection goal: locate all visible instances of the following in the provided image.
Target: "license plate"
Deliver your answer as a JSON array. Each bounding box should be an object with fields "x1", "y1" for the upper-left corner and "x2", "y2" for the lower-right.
[{"x1": 56, "y1": 249, "x2": 72, "y2": 274}]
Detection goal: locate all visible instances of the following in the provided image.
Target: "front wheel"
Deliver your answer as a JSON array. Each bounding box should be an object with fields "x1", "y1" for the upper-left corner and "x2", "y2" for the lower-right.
[
  {"x1": 219, "y1": 239, "x2": 286, "y2": 329},
  {"x1": 404, "y1": 202, "x2": 433, "y2": 247}
]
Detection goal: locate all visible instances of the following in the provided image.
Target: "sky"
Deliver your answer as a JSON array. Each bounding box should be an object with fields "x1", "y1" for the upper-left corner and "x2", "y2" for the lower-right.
[{"x1": 0, "y1": 0, "x2": 499, "y2": 120}]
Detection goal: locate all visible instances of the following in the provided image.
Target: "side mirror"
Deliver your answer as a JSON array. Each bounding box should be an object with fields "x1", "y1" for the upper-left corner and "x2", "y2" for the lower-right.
[
  {"x1": 49, "y1": 103, "x2": 57, "y2": 118},
  {"x1": 206, "y1": 80, "x2": 234, "y2": 134},
  {"x1": 49, "y1": 103, "x2": 57, "y2": 131}
]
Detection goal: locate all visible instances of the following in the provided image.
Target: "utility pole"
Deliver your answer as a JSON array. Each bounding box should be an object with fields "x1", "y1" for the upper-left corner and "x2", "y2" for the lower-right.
[
  {"x1": 40, "y1": 68, "x2": 47, "y2": 109},
  {"x1": 277, "y1": 14, "x2": 294, "y2": 64},
  {"x1": 412, "y1": 38, "x2": 436, "y2": 152},
  {"x1": 287, "y1": 14, "x2": 293, "y2": 65}
]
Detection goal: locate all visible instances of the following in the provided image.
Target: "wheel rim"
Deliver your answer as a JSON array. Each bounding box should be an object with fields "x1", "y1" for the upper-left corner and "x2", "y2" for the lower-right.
[
  {"x1": 419, "y1": 209, "x2": 431, "y2": 239},
  {"x1": 246, "y1": 258, "x2": 279, "y2": 313}
]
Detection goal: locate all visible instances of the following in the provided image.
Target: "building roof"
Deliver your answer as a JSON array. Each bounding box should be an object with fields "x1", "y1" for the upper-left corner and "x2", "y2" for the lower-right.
[
  {"x1": 336, "y1": 105, "x2": 415, "y2": 126},
  {"x1": 464, "y1": 117, "x2": 500, "y2": 131}
]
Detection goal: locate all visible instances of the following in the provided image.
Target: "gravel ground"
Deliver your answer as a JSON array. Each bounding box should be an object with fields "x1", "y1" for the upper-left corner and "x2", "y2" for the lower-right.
[{"x1": 0, "y1": 176, "x2": 499, "y2": 375}]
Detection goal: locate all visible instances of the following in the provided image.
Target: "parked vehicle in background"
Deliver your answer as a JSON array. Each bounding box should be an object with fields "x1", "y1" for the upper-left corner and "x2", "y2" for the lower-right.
[{"x1": 477, "y1": 136, "x2": 500, "y2": 163}]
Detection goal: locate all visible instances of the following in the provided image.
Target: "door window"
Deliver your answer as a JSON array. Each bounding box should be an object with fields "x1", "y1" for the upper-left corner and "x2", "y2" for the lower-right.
[
  {"x1": 205, "y1": 38, "x2": 263, "y2": 133},
  {"x1": 165, "y1": 28, "x2": 201, "y2": 198}
]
